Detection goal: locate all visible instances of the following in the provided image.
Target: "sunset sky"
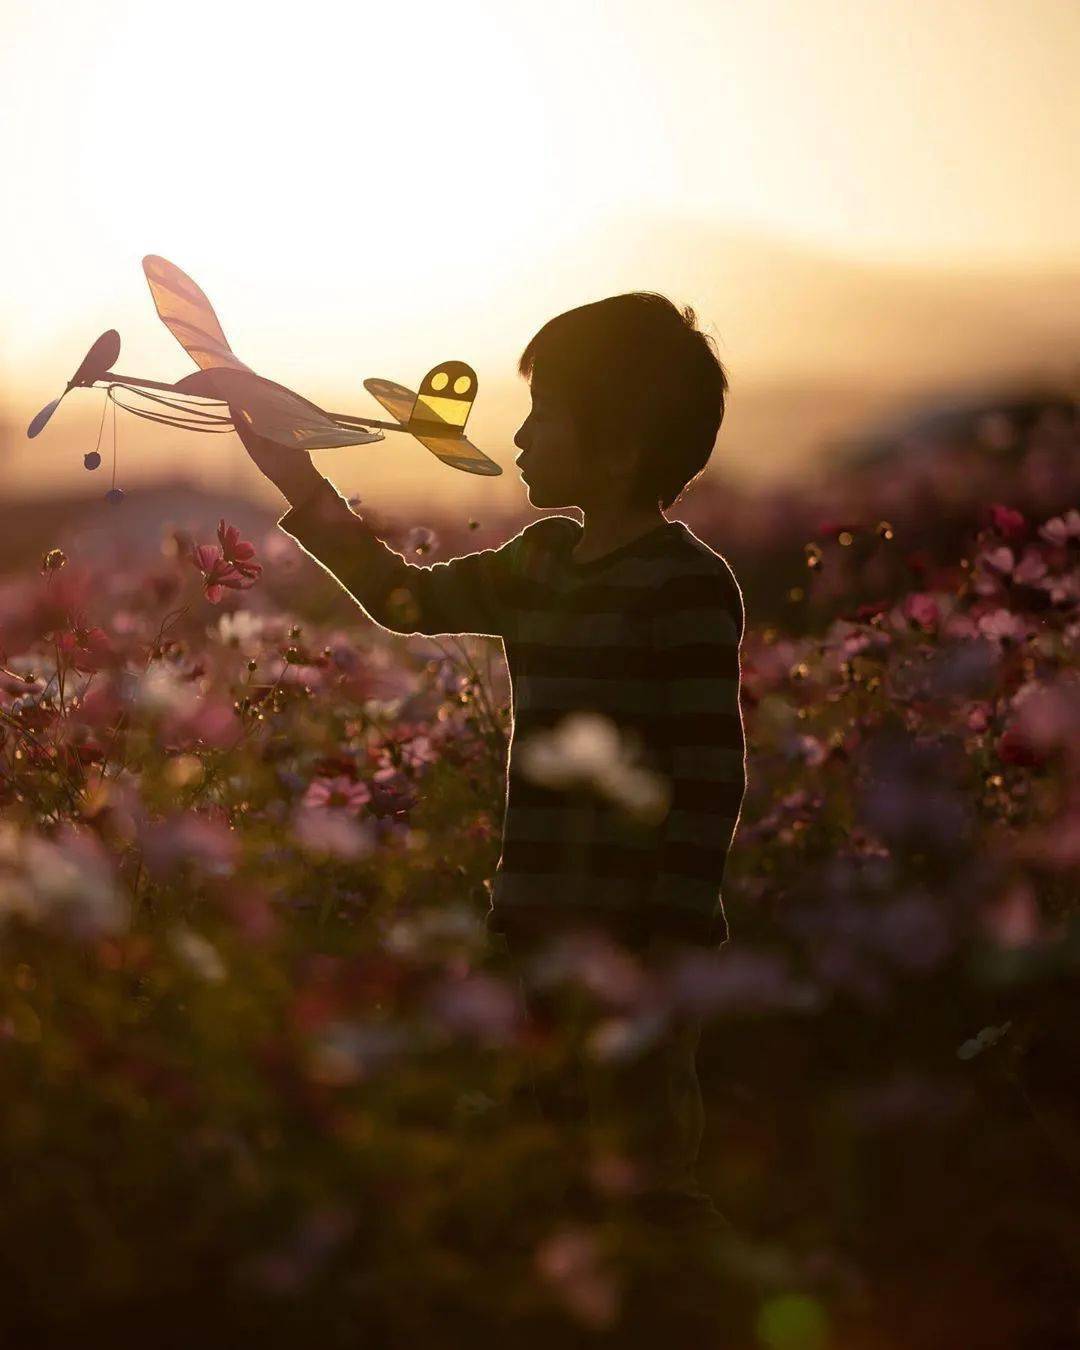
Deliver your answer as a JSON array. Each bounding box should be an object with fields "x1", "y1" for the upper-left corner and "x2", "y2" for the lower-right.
[{"x1": 1, "y1": 0, "x2": 1077, "y2": 504}]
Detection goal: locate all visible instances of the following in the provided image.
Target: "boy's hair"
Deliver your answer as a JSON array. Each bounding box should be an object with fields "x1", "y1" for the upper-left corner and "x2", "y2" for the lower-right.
[{"x1": 517, "y1": 292, "x2": 728, "y2": 511}]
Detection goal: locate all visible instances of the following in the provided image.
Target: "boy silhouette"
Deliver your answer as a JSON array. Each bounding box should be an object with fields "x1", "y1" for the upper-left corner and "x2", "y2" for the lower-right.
[{"x1": 236, "y1": 292, "x2": 746, "y2": 1230}]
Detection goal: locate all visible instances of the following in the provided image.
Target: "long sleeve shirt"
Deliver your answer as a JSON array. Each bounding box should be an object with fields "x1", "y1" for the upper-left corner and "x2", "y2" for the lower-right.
[{"x1": 275, "y1": 473, "x2": 747, "y2": 951}]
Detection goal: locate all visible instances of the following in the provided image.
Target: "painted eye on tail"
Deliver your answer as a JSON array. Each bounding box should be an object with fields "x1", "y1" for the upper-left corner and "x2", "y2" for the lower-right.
[{"x1": 409, "y1": 361, "x2": 478, "y2": 436}]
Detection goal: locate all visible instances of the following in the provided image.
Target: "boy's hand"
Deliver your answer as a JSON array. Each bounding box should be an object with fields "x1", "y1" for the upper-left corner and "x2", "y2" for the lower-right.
[{"x1": 233, "y1": 416, "x2": 326, "y2": 508}]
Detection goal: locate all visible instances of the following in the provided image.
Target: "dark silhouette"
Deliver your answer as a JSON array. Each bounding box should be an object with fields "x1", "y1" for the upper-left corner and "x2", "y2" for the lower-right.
[{"x1": 236, "y1": 292, "x2": 746, "y2": 1231}]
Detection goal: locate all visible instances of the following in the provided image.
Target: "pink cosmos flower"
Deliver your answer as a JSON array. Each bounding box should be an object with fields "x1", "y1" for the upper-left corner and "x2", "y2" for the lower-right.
[
  {"x1": 165, "y1": 695, "x2": 238, "y2": 751},
  {"x1": 797, "y1": 734, "x2": 827, "y2": 767},
  {"x1": 190, "y1": 544, "x2": 257, "y2": 604},
  {"x1": 189, "y1": 521, "x2": 262, "y2": 603},
  {"x1": 1041, "y1": 572, "x2": 1080, "y2": 606},
  {"x1": 976, "y1": 609, "x2": 1028, "y2": 646},
  {"x1": 942, "y1": 611, "x2": 980, "y2": 640},
  {"x1": 1038, "y1": 509, "x2": 1080, "y2": 547},
  {"x1": 292, "y1": 806, "x2": 375, "y2": 859},
  {"x1": 1011, "y1": 682, "x2": 1080, "y2": 753},
  {"x1": 903, "y1": 592, "x2": 940, "y2": 631},
  {"x1": 534, "y1": 1227, "x2": 620, "y2": 1331},
  {"x1": 303, "y1": 775, "x2": 372, "y2": 812},
  {"x1": 980, "y1": 546, "x2": 1015, "y2": 576},
  {"x1": 140, "y1": 811, "x2": 240, "y2": 880},
  {"x1": 1012, "y1": 548, "x2": 1048, "y2": 586},
  {"x1": 965, "y1": 703, "x2": 992, "y2": 733},
  {"x1": 987, "y1": 504, "x2": 1026, "y2": 542},
  {"x1": 400, "y1": 732, "x2": 436, "y2": 770},
  {"x1": 996, "y1": 724, "x2": 1046, "y2": 768},
  {"x1": 57, "y1": 613, "x2": 119, "y2": 672},
  {"x1": 216, "y1": 518, "x2": 261, "y2": 576},
  {"x1": 981, "y1": 882, "x2": 1043, "y2": 949}
]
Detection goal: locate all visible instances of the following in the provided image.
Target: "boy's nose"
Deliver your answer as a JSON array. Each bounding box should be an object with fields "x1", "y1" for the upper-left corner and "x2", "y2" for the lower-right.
[{"x1": 513, "y1": 424, "x2": 529, "y2": 451}]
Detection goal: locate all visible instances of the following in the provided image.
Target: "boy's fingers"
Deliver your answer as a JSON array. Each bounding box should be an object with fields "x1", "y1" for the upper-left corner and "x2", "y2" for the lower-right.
[
  {"x1": 230, "y1": 412, "x2": 268, "y2": 456},
  {"x1": 230, "y1": 410, "x2": 283, "y2": 461}
]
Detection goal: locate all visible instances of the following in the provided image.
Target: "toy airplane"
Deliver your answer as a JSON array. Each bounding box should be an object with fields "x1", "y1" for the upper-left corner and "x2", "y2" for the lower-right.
[{"x1": 27, "y1": 255, "x2": 501, "y2": 499}]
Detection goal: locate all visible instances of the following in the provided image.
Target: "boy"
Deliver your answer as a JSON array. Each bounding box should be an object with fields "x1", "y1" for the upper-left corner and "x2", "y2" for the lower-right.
[{"x1": 237, "y1": 291, "x2": 746, "y2": 1228}]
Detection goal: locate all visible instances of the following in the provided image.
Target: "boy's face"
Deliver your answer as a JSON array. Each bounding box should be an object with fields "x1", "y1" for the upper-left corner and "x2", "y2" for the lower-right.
[{"x1": 514, "y1": 378, "x2": 641, "y2": 511}]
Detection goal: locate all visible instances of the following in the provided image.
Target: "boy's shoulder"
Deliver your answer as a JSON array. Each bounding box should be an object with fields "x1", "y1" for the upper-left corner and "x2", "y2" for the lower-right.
[
  {"x1": 495, "y1": 514, "x2": 577, "y2": 590},
  {"x1": 521, "y1": 513, "x2": 579, "y2": 541},
  {"x1": 508, "y1": 513, "x2": 578, "y2": 562},
  {"x1": 657, "y1": 522, "x2": 744, "y2": 628}
]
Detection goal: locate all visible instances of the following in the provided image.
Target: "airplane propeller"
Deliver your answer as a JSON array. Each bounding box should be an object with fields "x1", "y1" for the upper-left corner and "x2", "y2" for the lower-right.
[{"x1": 27, "y1": 329, "x2": 121, "y2": 439}]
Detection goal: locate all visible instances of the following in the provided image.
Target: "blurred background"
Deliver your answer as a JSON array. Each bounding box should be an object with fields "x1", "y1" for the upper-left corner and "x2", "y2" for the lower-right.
[{"x1": 1, "y1": 0, "x2": 1077, "y2": 528}]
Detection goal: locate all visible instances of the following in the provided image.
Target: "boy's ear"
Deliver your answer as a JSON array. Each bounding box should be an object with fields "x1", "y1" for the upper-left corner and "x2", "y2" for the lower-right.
[{"x1": 598, "y1": 438, "x2": 647, "y2": 499}]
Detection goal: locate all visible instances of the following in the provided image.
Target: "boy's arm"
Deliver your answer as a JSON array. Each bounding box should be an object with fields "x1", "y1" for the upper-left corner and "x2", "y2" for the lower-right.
[
  {"x1": 226, "y1": 405, "x2": 536, "y2": 642},
  {"x1": 646, "y1": 568, "x2": 747, "y2": 948},
  {"x1": 274, "y1": 471, "x2": 537, "y2": 640}
]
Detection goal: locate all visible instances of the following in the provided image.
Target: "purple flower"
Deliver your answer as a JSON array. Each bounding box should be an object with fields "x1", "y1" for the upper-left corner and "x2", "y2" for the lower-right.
[
  {"x1": 424, "y1": 971, "x2": 523, "y2": 1046},
  {"x1": 303, "y1": 775, "x2": 372, "y2": 813},
  {"x1": 663, "y1": 949, "x2": 822, "y2": 1017}
]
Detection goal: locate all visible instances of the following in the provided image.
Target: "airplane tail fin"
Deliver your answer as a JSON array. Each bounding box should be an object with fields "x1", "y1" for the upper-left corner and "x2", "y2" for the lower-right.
[
  {"x1": 364, "y1": 367, "x2": 500, "y2": 477},
  {"x1": 406, "y1": 361, "x2": 477, "y2": 436}
]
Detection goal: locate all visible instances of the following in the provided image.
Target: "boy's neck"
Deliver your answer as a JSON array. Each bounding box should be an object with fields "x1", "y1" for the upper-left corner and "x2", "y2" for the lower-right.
[{"x1": 571, "y1": 504, "x2": 668, "y2": 564}]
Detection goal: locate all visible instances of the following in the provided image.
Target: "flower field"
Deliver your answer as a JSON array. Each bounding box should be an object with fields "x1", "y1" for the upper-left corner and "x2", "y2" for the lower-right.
[{"x1": 1, "y1": 396, "x2": 1078, "y2": 1347}]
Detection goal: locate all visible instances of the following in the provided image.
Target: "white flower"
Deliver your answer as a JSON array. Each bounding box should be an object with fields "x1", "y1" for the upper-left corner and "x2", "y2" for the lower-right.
[
  {"x1": 214, "y1": 610, "x2": 264, "y2": 649},
  {"x1": 136, "y1": 664, "x2": 199, "y2": 715},
  {"x1": 585, "y1": 1011, "x2": 668, "y2": 1062},
  {"x1": 606, "y1": 767, "x2": 671, "y2": 822},
  {"x1": 385, "y1": 904, "x2": 482, "y2": 955},
  {"x1": 307, "y1": 1020, "x2": 411, "y2": 1085},
  {"x1": 169, "y1": 924, "x2": 227, "y2": 982},
  {"x1": 0, "y1": 821, "x2": 21, "y2": 865},
  {"x1": 292, "y1": 805, "x2": 376, "y2": 860},
  {"x1": 518, "y1": 712, "x2": 670, "y2": 823},
  {"x1": 404, "y1": 526, "x2": 438, "y2": 556},
  {"x1": 0, "y1": 873, "x2": 37, "y2": 923},
  {"x1": 957, "y1": 1021, "x2": 1012, "y2": 1060},
  {"x1": 19, "y1": 831, "x2": 126, "y2": 939}
]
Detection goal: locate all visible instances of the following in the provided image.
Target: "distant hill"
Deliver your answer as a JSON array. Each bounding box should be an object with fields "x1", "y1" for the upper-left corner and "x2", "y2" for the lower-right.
[
  {"x1": 512, "y1": 213, "x2": 1080, "y2": 387},
  {"x1": 465, "y1": 213, "x2": 1080, "y2": 483}
]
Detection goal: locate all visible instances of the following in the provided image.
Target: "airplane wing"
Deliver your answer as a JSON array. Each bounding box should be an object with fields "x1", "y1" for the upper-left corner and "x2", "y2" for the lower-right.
[
  {"x1": 364, "y1": 376, "x2": 501, "y2": 476},
  {"x1": 144, "y1": 256, "x2": 381, "y2": 451},
  {"x1": 142, "y1": 255, "x2": 253, "y2": 373},
  {"x1": 176, "y1": 368, "x2": 384, "y2": 452}
]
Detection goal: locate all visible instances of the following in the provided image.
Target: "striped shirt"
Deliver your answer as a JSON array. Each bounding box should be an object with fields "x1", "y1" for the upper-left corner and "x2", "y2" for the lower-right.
[{"x1": 277, "y1": 475, "x2": 746, "y2": 950}]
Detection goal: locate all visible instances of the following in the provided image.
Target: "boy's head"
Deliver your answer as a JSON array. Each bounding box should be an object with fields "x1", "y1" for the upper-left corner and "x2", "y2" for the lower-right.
[{"x1": 513, "y1": 292, "x2": 728, "y2": 514}]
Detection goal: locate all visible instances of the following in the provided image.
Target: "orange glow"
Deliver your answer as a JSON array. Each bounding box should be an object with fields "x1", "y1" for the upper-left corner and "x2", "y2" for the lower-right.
[{"x1": 1, "y1": 0, "x2": 1076, "y2": 504}]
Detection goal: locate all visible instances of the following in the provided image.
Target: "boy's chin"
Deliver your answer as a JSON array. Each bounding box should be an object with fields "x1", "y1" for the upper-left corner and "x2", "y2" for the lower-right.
[{"x1": 525, "y1": 483, "x2": 573, "y2": 510}]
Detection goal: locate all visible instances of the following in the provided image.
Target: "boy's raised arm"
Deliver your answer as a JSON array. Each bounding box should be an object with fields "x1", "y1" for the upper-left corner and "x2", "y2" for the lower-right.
[
  {"x1": 646, "y1": 567, "x2": 747, "y2": 947},
  {"x1": 277, "y1": 474, "x2": 537, "y2": 640},
  {"x1": 239, "y1": 423, "x2": 532, "y2": 641}
]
